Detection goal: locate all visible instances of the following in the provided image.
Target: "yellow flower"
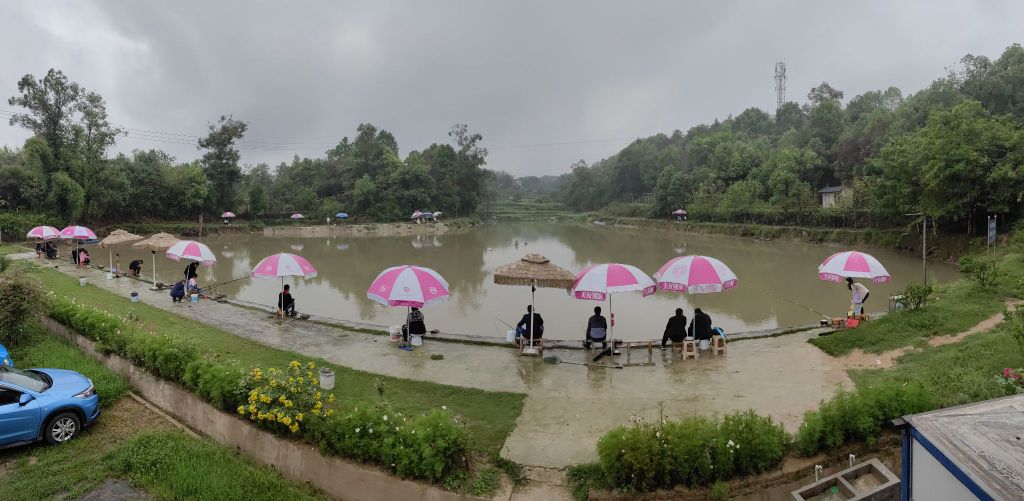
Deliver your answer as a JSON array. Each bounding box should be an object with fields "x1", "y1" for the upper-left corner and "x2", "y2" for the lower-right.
[
  {"x1": 288, "y1": 377, "x2": 295, "y2": 385},
  {"x1": 290, "y1": 361, "x2": 301, "y2": 368},
  {"x1": 307, "y1": 362, "x2": 316, "y2": 369},
  {"x1": 315, "y1": 392, "x2": 322, "y2": 400},
  {"x1": 289, "y1": 423, "x2": 300, "y2": 433},
  {"x1": 266, "y1": 413, "x2": 276, "y2": 422},
  {"x1": 249, "y1": 404, "x2": 257, "y2": 413},
  {"x1": 306, "y1": 371, "x2": 314, "y2": 378},
  {"x1": 328, "y1": 394, "x2": 336, "y2": 403},
  {"x1": 295, "y1": 413, "x2": 304, "y2": 422},
  {"x1": 297, "y1": 377, "x2": 304, "y2": 385},
  {"x1": 285, "y1": 400, "x2": 293, "y2": 408},
  {"x1": 276, "y1": 413, "x2": 285, "y2": 421},
  {"x1": 237, "y1": 405, "x2": 246, "y2": 415},
  {"x1": 279, "y1": 395, "x2": 287, "y2": 403},
  {"x1": 326, "y1": 409, "x2": 334, "y2": 417},
  {"x1": 257, "y1": 412, "x2": 265, "y2": 420},
  {"x1": 269, "y1": 379, "x2": 278, "y2": 387},
  {"x1": 253, "y1": 373, "x2": 262, "y2": 382},
  {"x1": 281, "y1": 416, "x2": 292, "y2": 425}
]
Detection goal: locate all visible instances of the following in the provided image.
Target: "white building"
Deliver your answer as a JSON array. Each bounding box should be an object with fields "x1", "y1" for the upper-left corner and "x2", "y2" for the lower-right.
[
  {"x1": 818, "y1": 185, "x2": 847, "y2": 208},
  {"x1": 899, "y1": 394, "x2": 1024, "y2": 500}
]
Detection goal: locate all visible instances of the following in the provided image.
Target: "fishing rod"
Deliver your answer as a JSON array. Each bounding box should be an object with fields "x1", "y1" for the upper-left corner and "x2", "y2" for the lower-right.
[
  {"x1": 755, "y1": 287, "x2": 833, "y2": 319},
  {"x1": 203, "y1": 275, "x2": 252, "y2": 290}
]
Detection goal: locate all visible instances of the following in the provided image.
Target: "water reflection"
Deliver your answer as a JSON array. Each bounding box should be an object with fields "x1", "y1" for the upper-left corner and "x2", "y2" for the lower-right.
[{"x1": 101, "y1": 223, "x2": 959, "y2": 341}]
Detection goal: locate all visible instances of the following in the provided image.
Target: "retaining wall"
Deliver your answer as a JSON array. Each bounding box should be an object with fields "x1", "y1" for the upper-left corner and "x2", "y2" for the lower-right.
[{"x1": 42, "y1": 317, "x2": 474, "y2": 501}]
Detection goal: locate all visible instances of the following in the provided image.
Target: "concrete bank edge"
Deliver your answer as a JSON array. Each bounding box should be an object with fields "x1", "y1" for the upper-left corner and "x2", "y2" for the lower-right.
[{"x1": 41, "y1": 317, "x2": 479, "y2": 501}]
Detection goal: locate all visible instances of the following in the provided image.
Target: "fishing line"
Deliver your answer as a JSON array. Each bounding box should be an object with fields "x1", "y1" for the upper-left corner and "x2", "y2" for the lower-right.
[{"x1": 754, "y1": 286, "x2": 833, "y2": 319}]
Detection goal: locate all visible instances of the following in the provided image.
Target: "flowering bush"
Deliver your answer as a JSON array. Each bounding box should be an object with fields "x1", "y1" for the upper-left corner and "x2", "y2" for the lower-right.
[
  {"x1": 996, "y1": 367, "x2": 1024, "y2": 393},
  {"x1": 596, "y1": 411, "x2": 789, "y2": 491},
  {"x1": 236, "y1": 361, "x2": 334, "y2": 434},
  {"x1": 307, "y1": 403, "x2": 469, "y2": 483}
]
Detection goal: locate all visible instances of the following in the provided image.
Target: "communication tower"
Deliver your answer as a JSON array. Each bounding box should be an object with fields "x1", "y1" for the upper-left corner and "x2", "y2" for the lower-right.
[{"x1": 774, "y1": 61, "x2": 787, "y2": 112}]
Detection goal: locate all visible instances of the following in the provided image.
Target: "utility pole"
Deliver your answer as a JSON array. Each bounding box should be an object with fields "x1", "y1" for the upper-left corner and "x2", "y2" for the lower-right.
[
  {"x1": 906, "y1": 213, "x2": 926, "y2": 285},
  {"x1": 774, "y1": 61, "x2": 787, "y2": 112}
]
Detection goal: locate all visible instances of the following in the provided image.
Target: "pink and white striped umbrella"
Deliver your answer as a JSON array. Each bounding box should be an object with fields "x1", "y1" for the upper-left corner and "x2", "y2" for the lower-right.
[
  {"x1": 59, "y1": 225, "x2": 97, "y2": 240},
  {"x1": 165, "y1": 240, "x2": 217, "y2": 266},
  {"x1": 221, "y1": 211, "x2": 236, "y2": 218},
  {"x1": 367, "y1": 265, "x2": 450, "y2": 308},
  {"x1": 411, "y1": 211, "x2": 423, "y2": 219},
  {"x1": 290, "y1": 213, "x2": 304, "y2": 219},
  {"x1": 251, "y1": 253, "x2": 317, "y2": 279},
  {"x1": 27, "y1": 226, "x2": 60, "y2": 240},
  {"x1": 654, "y1": 255, "x2": 738, "y2": 294},
  {"x1": 818, "y1": 251, "x2": 891, "y2": 284},
  {"x1": 572, "y1": 263, "x2": 656, "y2": 301}
]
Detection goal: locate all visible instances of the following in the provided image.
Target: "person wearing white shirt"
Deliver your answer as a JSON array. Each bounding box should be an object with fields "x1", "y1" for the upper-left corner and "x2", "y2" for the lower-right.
[{"x1": 846, "y1": 277, "x2": 870, "y2": 315}]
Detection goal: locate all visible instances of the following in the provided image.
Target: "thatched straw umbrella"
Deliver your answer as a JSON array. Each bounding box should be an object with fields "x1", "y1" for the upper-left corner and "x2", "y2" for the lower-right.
[
  {"x1": 493, "y1": 253, "x2": 575, "y2": 354},
  {"x1": 131, "y1": 232, "x2": 180, "y2": 287},
  {"x1": 98, "y1": 229, "x2": 144, "y2": 273}
]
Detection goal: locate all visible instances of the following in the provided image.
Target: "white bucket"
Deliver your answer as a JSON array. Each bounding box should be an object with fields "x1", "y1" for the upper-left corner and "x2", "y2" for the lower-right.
[
  {"x1": 699, "y1": 339, "x2": 710, "y2": 351},
  {"x1": 130, "y1": 292, "x2": 139, "y2": 303},
  {"x1": 388, "y1": 326, "x2": 402, "y2": 342},
  {"x1": 506, "y1": 330, "x2": 516, "y2": 343},
  {"x1": 106, "y1": 272, "x2": 113, "y2": 280},
  {"x1": 79, "y1": 278, "x2": 88, "y2": 286},
  {"x1": 319, "y1": 368, "x2": 335, "y2": 390},
  {"x1": 410, "y1": 334, "x2": 423, "y2": 346},
  {"x1": 190, "y1": 294, "x2": 199, "y2": 304}
]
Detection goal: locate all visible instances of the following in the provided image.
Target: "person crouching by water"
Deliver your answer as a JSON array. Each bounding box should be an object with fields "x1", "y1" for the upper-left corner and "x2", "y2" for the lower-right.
[
  {"x1": 661, "y1": 308, "x2": 688, "y2": 350},
  {"x1": 170, "y1": 280, "x2": 186, "y2": 303},
  {"x1": 278, "y1": 284, "x2": 296, "y2": 317},
  {"x1": 403, "y1": 307, "x2": 427, "y2": 342},
  {"x1": 583, "y1": 306, "x2": 608, "y2": 349},
  {"x1": 847, "y1": 277, "x2": 870, "y2": 316},
  {"x1": 128, "y1": 259, "x2": 143, "y2": 277},
  {"x1": 688, "y1": 308, "x2": 713, "y2": 342},
  {"x1": 515, "y1": 305, "x2": 544, "y2": 345}
]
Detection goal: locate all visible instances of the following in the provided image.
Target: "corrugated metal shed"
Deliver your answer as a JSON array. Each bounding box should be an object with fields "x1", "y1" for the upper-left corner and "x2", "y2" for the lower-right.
[{"x1": 903, "y1": 394, "x2": 1024, "y2": 500}]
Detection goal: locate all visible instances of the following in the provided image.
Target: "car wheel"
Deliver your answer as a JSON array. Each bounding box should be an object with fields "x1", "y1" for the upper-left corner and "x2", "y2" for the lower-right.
[{"x1": 44, "y1": 412, "x2": 81, "y2": 444}]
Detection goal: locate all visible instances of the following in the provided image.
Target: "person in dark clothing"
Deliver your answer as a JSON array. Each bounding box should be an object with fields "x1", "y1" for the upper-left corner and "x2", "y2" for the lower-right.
[
  {"x1": 184, "y1": 261, "x2": 199, "y2": 282},
  {"x1": 661, "y1": 308, "x2": 688, "y2": 349},
  {"x1": 71, "y1": 247, "x2": 79, "y2": 265},
  {"x1": 278, "y1": 284, "x2": 296, "y2": 317},
  {"x1": 583, "y1": 306, "x2": 609, "y2": 349},
  {"x1": 43, "y1": 242, "x2": 57, "y2": 259},
  {"x1": 129, "y1": 259, "x2": 143, "y2": 277},
  {"x1": 35, "y1": 242, "x2": 43, "y2": 258},
  {"x1": 402, "y1": 307, "x2": 427, "y2": 342},
  {"x1": 688, "y1": 308, "x2": 713, "y2": 341},
  {"x1": 170, "y1": 281, "x2": 186, "y2": 303},
  {"x1": 515, "y1": 305, "x2": 544, "y2": 341}
]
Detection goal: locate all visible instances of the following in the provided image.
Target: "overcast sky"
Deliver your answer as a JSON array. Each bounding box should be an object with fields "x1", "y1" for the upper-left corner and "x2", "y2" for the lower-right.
[{"x1": 1, "y1": 1, "x2": 1022, "y2": 177}]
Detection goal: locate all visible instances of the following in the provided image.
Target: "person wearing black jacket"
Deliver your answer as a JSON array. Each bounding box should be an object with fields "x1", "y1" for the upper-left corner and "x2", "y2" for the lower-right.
[
  {"x1": 688, "y1": 308, "x2": 713, "y2": 341},
  {"x1": 515, "y1": 305, "x2": 544, "y2": 340},
  {"x1": 583, "y1": 306, "x2": 608, "y2": 349},
  {"x1": 661, "y1": 308, "x2": 688, "y2": 349},
  {"x1": 278, "y1": 284, "x2": 296, "y2": 317}
]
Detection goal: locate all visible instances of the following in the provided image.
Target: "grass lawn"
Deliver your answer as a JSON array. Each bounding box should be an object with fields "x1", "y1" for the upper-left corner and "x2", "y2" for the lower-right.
[
  {"x1": 31, "y1": 266, "x2": 525, "y2": 453},
  {"x1": 809, "y1": 280, "x2": 1006, "y2": 356},
  {"x1": 0, "y1": 326, "x2": 324, "y2": 501}
]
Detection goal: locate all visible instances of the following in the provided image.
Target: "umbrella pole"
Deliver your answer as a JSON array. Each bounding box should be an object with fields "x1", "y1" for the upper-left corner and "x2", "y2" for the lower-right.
[
  {"x1": 152, "y1": 251, "x2": 158, "y2": 288},
  {"x1": 109, "y1": 250, "x2": 113, "y2": 272},
  {"x1": 529, "y1": 280, "x2": 535, "y2": 350}
]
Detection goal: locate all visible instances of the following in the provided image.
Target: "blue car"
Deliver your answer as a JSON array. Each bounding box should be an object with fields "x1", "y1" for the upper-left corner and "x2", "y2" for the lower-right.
[
  {"x1": 0, "y1": 344, "x2": 11, "y2": 367},
  {"x1": 0, "y1": 365, "x2": 99, "y2": 448}
]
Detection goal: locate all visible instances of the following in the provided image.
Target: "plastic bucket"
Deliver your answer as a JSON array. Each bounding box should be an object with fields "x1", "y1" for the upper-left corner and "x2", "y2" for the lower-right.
[
  {"x1": 506, "y1": 330, "x2": 516, "y2": 343},
  {"x1": 319, "y1": 368, "x2": 336, "y2": 390},
  {"x1": 106, "y1": 272, "x2": 113, "y2": 280},
  {"x1": 410, "y1": 334, "x2": 423, "y2": 346},
  {"x1": 130, "y1": 292, "x2": 139, "y2": 303},
  {"x1": 699, "y1": 339, "x2": 710, "y2": 350},
  {"x1": 79, "y1": 278, "x2": 88, "y2": 286},
  {"x1": 190, "y1": 294, "x2": 199, "y2": 304}
]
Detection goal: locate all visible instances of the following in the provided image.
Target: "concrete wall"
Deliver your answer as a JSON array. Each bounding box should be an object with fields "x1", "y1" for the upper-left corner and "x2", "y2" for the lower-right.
[{"x1": 42, "y1": 317, "x2": 475, "y2": 501}]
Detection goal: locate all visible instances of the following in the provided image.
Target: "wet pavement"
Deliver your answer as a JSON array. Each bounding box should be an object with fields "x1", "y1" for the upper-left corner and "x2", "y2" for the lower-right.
[{"x1": 40, "y1": 258, "x2": 850, "y2": 468}]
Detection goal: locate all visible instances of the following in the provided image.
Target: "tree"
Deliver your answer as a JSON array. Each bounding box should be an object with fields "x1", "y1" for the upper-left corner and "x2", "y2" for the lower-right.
[
  {"x1": 807, "y1": 82, "x2": 844, "y2": 107},
  {"x1": 959, "y1": 44, "x2": 1024, "y2": 120},
  {"x1": 7, "y1": 69, "x2": 84, "y2": 164},
  {"x1": 198, "y1": 115, "x2": 247, "y2": 213},
  {"x1": 248, "y1": 183, "x2": 268, "y2": 218},
  {"x1": 48, "y1": 170, "x2": 85, "y2": 221},
  {"x1": 718, "y1": 179, "x2": 765, "y2": 211}
]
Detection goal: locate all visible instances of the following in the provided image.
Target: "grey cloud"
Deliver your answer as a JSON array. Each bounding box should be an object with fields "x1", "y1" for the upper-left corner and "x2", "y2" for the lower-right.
[{"x1": 1, "y1": 1, "x2": 1022, "y2": 175}]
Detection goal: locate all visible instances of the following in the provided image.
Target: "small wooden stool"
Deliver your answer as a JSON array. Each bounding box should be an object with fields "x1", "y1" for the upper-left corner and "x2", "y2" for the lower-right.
[
  {"x1": 680, "y1": 338, "x2": 698, "y2": 360},
  {"x1": 710, "y1": 334, "x2": 726, "y2": 356}
]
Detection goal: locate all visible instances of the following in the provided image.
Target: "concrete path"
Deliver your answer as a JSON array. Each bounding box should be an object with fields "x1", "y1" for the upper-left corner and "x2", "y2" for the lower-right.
[{"x1": 42, "y1": 259, "x2": 850, "y2": 468}]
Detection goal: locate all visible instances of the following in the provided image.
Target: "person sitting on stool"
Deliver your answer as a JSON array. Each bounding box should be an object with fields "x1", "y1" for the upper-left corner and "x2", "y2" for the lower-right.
[
  {"x1": 661, "y1": 308, "x2": 688, "y2": 349},
  {"x1": 515, "y1": 305, "x2": 544, "y2": 344},
  {"x1": 583, "y1": 306, "x2": 608, "y2": 349},
  {"x1": 403, "y1": 307, "x2": 427, "y2": 342},
  {"x1": 170, "y1": 280, "x2": 186, "y2": 303},
  {"x1": 129, "y1": 259, "x2": 143, "y2": 277},
  {"x1": 278, "y1": 284, "x2": 296, "y2": 317}
]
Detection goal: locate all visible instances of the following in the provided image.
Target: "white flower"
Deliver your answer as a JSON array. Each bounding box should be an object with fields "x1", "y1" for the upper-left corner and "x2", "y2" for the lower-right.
[
  {"x1": 442, "y1": 405, "x2": 447, "y2": 410},
  {"x1": 383, "y1": 415, "x2": 388, "y2": 421},
  {"x1": 735, "y1": 444, "x2": 740, "y2": 449},
  {"x1": 369, "y1": 428, "x2": 373, "y2": 434},
  {"x1": 355, "y1": 427, "x2": 361, "y2": 433}
]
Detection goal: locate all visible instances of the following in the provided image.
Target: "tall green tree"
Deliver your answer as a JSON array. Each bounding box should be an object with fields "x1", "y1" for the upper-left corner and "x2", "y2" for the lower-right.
[{"x1": 198, "y1": 116, "x2": 247, "y2": 214}]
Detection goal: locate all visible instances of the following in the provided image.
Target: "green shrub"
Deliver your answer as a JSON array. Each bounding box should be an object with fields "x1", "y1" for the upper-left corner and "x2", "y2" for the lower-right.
[
  {"x1": 1000, "y1": 305, "x2": 1024, "y2": 358},
  {"x1": 0, "y1": 274, "x2": 46, "y2": 346},
  {"x1": 958, "y1": 255, "x2": 998, "y2": 289},
  {"x1": 895, "y1": 281, "x2": 933, "y2": 310},
  {"x1": 795, "y1": 382, "x2": 933, "y2": 456},
  {"x1": 708, "y1": 481, "x2": 730, "y2": 501},
  {"x1": 306, "y1": 403, "x2": 469, "y2": 483},
  {"x1": 183, "y1": 359, "x2": 245, "y2": 411},
  {"x1": 0, "y1": 211, "x2": 52, "y2": 241},
  {"x1": 567, "y1": 463, "x2": 603, "y2": 501},
  {"x1": 596, "y1": 412, "x2": 789, "y2": 492}
]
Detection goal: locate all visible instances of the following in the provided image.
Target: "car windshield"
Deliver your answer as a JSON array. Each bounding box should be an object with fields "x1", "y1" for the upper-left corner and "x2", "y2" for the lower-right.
[{"x1": 0, "y1": 366, "x2": 51, "y2": 392}]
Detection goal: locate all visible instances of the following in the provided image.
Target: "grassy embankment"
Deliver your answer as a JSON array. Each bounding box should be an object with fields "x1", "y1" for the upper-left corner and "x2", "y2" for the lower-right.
[
  {"x1": 0, "y1": 325, "x2": 325, "y2": 501},
  {"x1": 486, "y1": 200, "x2": 583, "y2": 222},
  {"x1": 31, "y1": 265, "x2": 524, "y2": 453}
]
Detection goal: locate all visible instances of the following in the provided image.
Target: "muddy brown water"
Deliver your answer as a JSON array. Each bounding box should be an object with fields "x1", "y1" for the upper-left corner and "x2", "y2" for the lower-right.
[{"x1": 94, "y1": 223, "x2": 958, "y2": 341}]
